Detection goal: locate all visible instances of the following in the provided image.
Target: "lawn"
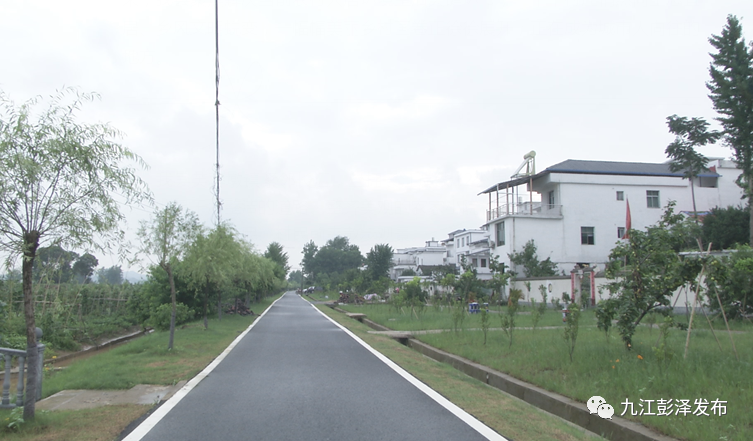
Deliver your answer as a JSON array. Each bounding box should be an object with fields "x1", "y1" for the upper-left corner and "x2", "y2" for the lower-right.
[{"x1": 338, "y1": 302, "x2": 753, "y2": 441}]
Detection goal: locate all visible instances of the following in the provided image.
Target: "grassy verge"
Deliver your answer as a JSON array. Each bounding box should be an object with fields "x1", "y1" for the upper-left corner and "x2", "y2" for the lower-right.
[
  {"x1": 337, "y1": 302, "x2": 753, "y2": 441},
  {"x1": 315, "y1": 303, "x2": 605, "y2": 441},
  {"x1": 0, "y1": 294, "x2": 281, "y2": 440}
]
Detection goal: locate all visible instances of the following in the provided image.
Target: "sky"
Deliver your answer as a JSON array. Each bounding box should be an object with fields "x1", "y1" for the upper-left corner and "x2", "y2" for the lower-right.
[{"x1": 1, "y1": 1, "x2": 752, "y2": 272}]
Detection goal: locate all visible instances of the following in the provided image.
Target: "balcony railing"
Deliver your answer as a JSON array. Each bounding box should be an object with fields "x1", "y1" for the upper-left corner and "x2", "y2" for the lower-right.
[{"x1": 487, "y1": 203, "x2": 563, "y2": 221}]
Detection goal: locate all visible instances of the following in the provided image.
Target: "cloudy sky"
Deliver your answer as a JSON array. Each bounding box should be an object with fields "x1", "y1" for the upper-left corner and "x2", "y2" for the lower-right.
[{"x1": 2, "y1": 1, "x2": 751, "y2": 271}]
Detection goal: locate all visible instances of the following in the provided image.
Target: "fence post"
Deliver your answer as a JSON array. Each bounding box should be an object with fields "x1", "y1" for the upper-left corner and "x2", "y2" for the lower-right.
[{"x1": 37, "y1": 344, "x2": 45, "y2": 401}]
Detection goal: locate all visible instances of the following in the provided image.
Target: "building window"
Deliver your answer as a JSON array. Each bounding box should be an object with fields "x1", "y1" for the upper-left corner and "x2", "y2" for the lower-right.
[
  {"x1": 472, "y1": 258, "x2": 478, "y2": 267},
  {"x1": 581, "y1": 227, "x2": 595, "y2": 245},
  {"x1": 548, "y1": 190, "x2": 555, "y2": 209},
  {"x1": 647, "y1": 190, "x2": 660, "y2": 208},
  {"x1": 496, "y1": 221, "x2": 505, "y2": 246},
  {"x1": 481, "y1": 258, "x2": 487, "y2": 268},
  {"x1": 617, "y1": 227, "x2": 626, "y2": 238},
  {"x1": 616, "y1": 191, "x2": 624, "y2": 201}
]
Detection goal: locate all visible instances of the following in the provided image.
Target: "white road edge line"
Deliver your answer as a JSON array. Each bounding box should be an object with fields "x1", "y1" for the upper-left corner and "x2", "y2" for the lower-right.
[
  {"x1": 122, "y1": 294, "x2": 286, "y2": 441},
  {"x1": 311, "y1": 302, "x2": 509, "y2": 441}
]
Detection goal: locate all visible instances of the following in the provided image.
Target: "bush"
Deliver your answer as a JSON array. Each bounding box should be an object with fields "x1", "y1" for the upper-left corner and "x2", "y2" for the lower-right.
[
  {"x1": 147, "y1": 303, "x2": 194, "y2": 331},
  {"x1": 0, "y1": 334, "x2": 27, "y2": 350}
]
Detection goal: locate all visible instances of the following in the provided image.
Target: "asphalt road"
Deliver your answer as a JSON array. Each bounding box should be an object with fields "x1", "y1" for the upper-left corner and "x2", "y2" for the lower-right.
[{"x1": 131, "y1": 292, "x2": 501, "y2": 441}]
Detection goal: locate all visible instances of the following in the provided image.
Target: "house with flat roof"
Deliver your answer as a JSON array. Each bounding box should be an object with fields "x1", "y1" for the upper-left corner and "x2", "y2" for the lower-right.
[{"x1": 480, "y1": 157, "x2": 742, "y2": 276}]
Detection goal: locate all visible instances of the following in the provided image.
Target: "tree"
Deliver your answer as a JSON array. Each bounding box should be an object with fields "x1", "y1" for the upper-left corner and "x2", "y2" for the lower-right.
[
  {"x1": 72, "y1": 253, "x2": 98, "y2": 283},
  {"x1": 264, "y1": 242, "x2": 290, "y2": 282},
  {"x1": 665, "y1": 115, "x2": 722, "y2": 218},
  {"x1": 366, "y1": 244, "x2": 393, "y2": 281},
  {"x1": 0, "y1": 89, "x2": 150, "y2": 419},
  {"x1": 32, "y1": 245, "x2": 77, "y2": 283},
  {"x1": 707, "y1": 15, "x2": 753, "y2": 245},
  {"x1": 97, "y1": 266, "x2": 124, "y2": 285},
  {"x1": 600, "y1": 203, "x2": 701, "y2": 348},
  {"x1": 138, "y1": 202, "x2": 201, "y2": 350},
  {"x1": 508, "y1": 240, "x2": 558, "y2": 278},
  {"x1": 288, "y1": 270, "x2": 303, "y2": 286},
  {"x1": 301, "y1": 240, "x2": 318, "y2": 282},
  {"x1": 300, "y1": 236, "x2": 363, "y2": 286},
  {"x1": 702, "y1": 205, "x2": 750, "y2": 249},
  {"x1": 183, "y1": 223, "x2": 246, "y2": 329}
]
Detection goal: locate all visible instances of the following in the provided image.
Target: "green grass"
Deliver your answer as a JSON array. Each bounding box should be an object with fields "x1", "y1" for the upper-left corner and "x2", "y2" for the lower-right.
[
  {"x1": 337, "y1": 303, "x2": 753, "y2": 441},
  {"x1": 339, "y1": 302, "x2": 569, "y2": 331},
  {"x1": 43, "y1": 296, "x2": 278, "y2": 397}
]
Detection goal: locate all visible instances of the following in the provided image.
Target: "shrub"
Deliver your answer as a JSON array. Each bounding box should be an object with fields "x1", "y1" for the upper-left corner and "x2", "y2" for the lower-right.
[{"x1": 147, "y1": 303, "x2": 194, "y2": 331}]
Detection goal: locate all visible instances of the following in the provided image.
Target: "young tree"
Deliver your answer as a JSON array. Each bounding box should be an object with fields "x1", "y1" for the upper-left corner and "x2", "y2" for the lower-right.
[
  {"x1": 665, "y1": 115, "x2": 722, "y2": 218},
  {"x1": 601, "y1": 203, "x2": 701, "y2": 348},
  {"x1": 0, "y1": 89, "x2": 150, "y2": 419},
  {"x1": 138, "y1": 202, "x2": 201, "y2": 350},
  {"x1": 707, "y1": 15, "x2": 753, "y2": 245}
]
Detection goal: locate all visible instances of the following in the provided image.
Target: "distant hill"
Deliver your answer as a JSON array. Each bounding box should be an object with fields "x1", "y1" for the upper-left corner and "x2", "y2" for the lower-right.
[{"x1": 123, "y1": 271, "x2": 147, "y2": 283}]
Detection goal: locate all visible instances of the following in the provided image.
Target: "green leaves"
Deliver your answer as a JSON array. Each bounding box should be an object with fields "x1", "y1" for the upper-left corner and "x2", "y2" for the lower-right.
[{"x1": 0, "y1": 88, "x2": 152, "y2": 263}]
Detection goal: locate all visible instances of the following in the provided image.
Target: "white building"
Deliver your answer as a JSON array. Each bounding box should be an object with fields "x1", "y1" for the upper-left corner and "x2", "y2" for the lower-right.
[
  {"x1": 389, "y1": 239, "x2": 447, "y2": 280},
  {"x1": 450, "y1": 229, "x2": 492, "y2": 280},
  {"x1": 480, "y1": 158, "x2": 743, "y2": 276}
]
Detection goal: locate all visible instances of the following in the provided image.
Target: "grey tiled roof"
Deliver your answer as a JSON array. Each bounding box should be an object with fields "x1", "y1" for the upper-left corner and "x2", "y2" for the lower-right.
[
  {"x1": 479, "y1": 159, "x2": 719, "y2": 194},
  {"x1": 545, "y1": 160, "x2": 680, "y2": 176}
]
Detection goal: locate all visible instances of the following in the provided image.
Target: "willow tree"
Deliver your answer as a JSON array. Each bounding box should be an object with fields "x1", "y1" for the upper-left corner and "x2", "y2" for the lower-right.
[
  {"x1": 183, "y1": 223, "x2": 244, "y2": 328},
  {"x1": 138, "y1": 202, "x2": 201, "y2": 350},
  {"x1": 0, "y1": 89, "x2": 150, "y2": 419}
]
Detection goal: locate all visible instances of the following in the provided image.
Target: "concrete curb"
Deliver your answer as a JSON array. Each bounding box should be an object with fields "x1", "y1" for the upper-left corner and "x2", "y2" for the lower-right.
[{"x1": 328, "y1": 304, "x2": 678, "y2": 441}]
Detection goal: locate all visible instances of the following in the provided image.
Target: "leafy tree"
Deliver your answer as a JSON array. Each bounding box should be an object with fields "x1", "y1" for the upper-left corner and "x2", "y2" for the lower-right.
[
  {"x1": 707, "y1": 15, "x2": 753, "y2": 245},
  {"x1": 264, "y1": 242, "x2": 290, "y2": 282},
  {"x1": 600, "y1": 203, "x2": 701, "y2": 348},
  {"x1": 702, "y1": 205, "x2": 750, "y2": 249},
  {"x1": 138, "y1": 202, "x2": 201, "y2": 350},
  {"x1": 0, "y1": 89, "x2": 150, "y2": 419},
  {"x1": 705, "y1": 244, "x2": 753, "y2": 319},
  {"x1": 32, "y1": 245, "x2": 77, "y2": 283},
  {"x1": 665, "y1": 115, "x2": 721, "y2": 217},
  {"x1": 301, "y1": 240, "x2": 318, "y2": 282},
  {"x1": 366, "y1": 243, "x2": 393, "y2": 281},
  {"x1": 487, "y1": 255, "x2": 511, "y2": 304},
  {"x1": 72, "y1": 253, "x2": 98, "y2": 283},
  {"x1": 508, "y1": 240, "x2": 558, "y2": 278},
  {"x1": 183, "y1": 223, "x2": 251, "y2": 328},
  {"x1": 400, "y1": 268, "x2": 416, "y2": 276},
  {"x1": 97, "y1": 266, "x2": 124, "y2": 285},
  {"x1": 300, "y1": 236, "x2": 363, "y2": 286},
  {"x1": 288, "y1": 269, "x2": 303, "y2": 286}
]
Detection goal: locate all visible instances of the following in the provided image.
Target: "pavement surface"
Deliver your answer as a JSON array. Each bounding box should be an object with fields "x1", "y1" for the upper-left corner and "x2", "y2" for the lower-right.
[
  {"x1": 123, "y1": 292, "x2": 502, "y2": 441},
  {"x1": 37, "y1": 382, "x2": 187, "y2": 411}
]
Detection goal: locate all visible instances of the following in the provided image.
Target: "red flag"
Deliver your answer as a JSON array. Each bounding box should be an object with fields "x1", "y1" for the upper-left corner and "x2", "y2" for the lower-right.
[{"x1": 624, "y1": 198, "x2": 631, "y2": 240}]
